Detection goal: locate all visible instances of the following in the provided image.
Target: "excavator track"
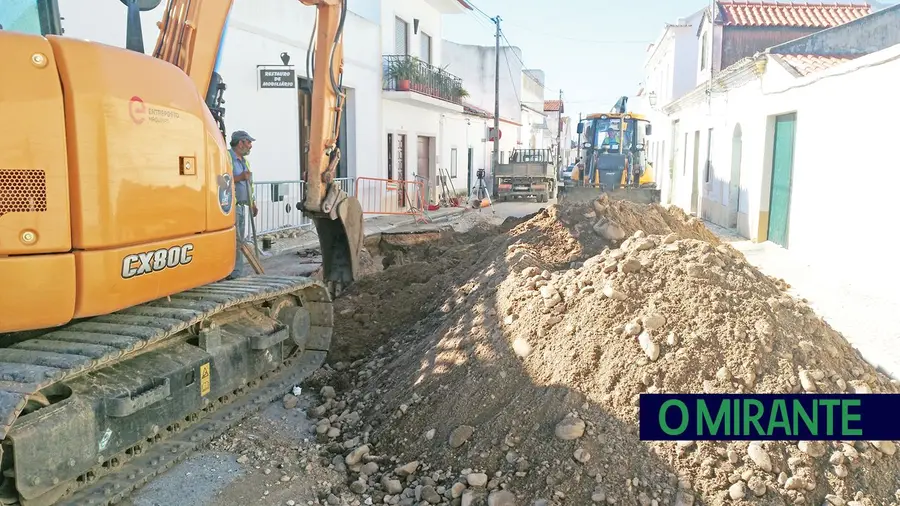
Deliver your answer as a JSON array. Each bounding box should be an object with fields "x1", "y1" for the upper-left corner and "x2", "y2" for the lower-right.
[{"x1": 0, "y1": 275, "x2": 334, "y2": 506}]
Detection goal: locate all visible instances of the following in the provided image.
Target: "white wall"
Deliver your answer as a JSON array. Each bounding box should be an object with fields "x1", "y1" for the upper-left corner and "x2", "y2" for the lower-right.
[
  {"x1": 381, "y1": 0, "x2": 443, "y2": 64},
  {"x1": 443, "y1": 41, "x2": 523, "y2": 123},
  {"x1": 666, "y1": 46, "x2": 900, "y2": 281},
  {"x1": 56, "y1": 0, "x2": 383, "y2": 184}
]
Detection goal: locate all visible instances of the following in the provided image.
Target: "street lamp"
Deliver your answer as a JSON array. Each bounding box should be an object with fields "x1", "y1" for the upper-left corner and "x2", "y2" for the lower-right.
[{"x1": 648, "y1": 91, "x2": 657, "y2": 108}]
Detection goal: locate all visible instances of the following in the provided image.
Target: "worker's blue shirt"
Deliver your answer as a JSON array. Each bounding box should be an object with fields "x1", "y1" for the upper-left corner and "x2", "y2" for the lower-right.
[{"x1": 229, "y1": 149, "x2": 250, "y2": 203}]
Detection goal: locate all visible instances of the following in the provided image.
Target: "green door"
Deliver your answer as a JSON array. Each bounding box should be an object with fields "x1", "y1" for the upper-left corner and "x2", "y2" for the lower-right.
[{"x1": 767, "y1": 113, "x2": 796, "y2": 247}]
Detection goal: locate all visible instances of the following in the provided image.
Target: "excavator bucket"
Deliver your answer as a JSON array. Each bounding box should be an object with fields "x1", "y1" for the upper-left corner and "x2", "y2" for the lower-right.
[
  {"x1": 312, "y1": 191, "x2": 364, "y2": 291},
  {"x1": 558, "y1": 185, "x2": 660, "y2": 206}
]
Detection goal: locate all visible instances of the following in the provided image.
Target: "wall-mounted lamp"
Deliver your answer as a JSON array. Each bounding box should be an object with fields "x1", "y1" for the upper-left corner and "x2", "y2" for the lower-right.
[
  {"x1": 648, "y1": 91, "x2": 657, "y2": 107},
  {"x1": 280, "y1": 52, "x2": 291, "y2": 66},
  {"x1": 413, "y1": 19, "x2": 419, "y2": 34}
]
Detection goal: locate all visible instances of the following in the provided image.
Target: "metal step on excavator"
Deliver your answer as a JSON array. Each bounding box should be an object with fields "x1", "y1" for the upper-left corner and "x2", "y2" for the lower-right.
[{"x1": 0, "y1": 1, "x2": 361, "y2": 504}]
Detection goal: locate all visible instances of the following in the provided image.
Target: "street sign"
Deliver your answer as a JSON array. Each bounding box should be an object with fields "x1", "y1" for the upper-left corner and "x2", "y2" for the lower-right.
[{"x1": 259, "y1": 67, "x2": 296, "y2": 89}]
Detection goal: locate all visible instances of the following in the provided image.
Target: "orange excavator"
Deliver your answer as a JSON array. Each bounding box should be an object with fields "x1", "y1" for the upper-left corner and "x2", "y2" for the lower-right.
[{"x1": 0, "y1": 1, "x2": 361, "y2": 504}]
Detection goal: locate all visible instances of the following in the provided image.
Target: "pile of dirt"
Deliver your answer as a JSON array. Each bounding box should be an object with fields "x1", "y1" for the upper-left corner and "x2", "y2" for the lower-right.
[{"x1": 303, "y1": 200, "x2": 899, "y2": 506}]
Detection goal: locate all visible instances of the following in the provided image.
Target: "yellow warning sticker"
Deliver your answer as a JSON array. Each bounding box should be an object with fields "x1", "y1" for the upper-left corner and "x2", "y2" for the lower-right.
[{"x1": 200, "y1": 363, "x2": 211, "y2": 396}]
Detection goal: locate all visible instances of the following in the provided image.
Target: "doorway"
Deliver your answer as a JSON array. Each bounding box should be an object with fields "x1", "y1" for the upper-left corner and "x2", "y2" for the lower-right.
[
  {"x1": 767, "y1": 113, "x2": 796, "y2": 247},
  {"x1": 467, "y1": 147, "x2": 474, "y2": 194},
  {"x1": 691, "y1": 130, "x2": 700, "y2": 215},
  {"x1": 728, "y1": 124, "x2": 743, "y2": 229},
  {"x1": 299, "y1": 77, "x2": 348, "y2": 180},
  {"x1": 416, "y1": 136, "x2": 431, "y2": 203}
]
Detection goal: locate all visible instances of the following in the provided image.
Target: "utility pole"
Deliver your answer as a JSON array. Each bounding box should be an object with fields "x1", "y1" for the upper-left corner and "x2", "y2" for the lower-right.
[
  {"x1": 491, "y1": 15, "x2": 501, "y2": 183},
  {"x1": 577, "y1": 112, "x2": 583, "y2": 157},
  {"x1": 556, "y1": 89, "x2": 563, "y2": 170}
]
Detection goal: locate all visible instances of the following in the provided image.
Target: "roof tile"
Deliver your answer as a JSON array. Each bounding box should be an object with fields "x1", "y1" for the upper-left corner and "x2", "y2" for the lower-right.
[
  {"x1": 544, "y1": 100, "x2": 562, "y2": 112},
  {"x1": 718, "y1": 1, "x2": 871, "y2": 28},
  {"x1": 776, "y1": 53, "x2": 858, "y2": 75}
]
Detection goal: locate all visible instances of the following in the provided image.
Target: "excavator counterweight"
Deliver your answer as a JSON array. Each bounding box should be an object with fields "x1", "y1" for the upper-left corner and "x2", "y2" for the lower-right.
[{"x1": 0, "y1": 1, "x2": 361, "y2": 503}]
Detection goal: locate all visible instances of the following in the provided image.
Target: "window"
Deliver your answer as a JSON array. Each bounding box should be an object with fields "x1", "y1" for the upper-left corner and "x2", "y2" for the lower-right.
[
  {"x1": 700, "y1": 32, "x2": 709, "y2": 70},
  {"x1": 394, "y1": 17, "x2": 408, "y2": 55},
  {"x1": 705, "y1": 128, "x2": 714, "y2": 183},
  {"x1": 1, "y1": 0, "x2": 62, "y2": 35},
  {"x1": 420, "y1": 32, "x2": 432, "y2": 64},
  {"x1": 450, "y1": 148, "x2": 458, "y2": 177}
]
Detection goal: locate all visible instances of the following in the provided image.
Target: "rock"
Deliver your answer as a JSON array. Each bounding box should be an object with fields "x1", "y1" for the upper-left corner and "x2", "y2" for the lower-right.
[
  {"x1": 674, "y1": 490, "x2": 694, "y2": 506},
  {"x1": 539, "y1": 286, "x2": 562, "y2": 308},
  {"x1": 488, "y1": 490, "x2": 516, "y2": 506},
  {"x1": 326, "y1": 427, "x2": 340, "y2": 439},
  {"x1": 638, "y1": 332, "x2": 659, "y2": 361},
  {"x1": 624, "y1": 321, "x2": 642, "y2": 336},
  {"x1": 236, "y1": 455, "x2": 249, "y2": 464},
  {"x1": 602, "y1": 284, "x2": 627, "y2": 301},
  {"x1": 727, "y1": 450, "x2": 739, "y2": 464},
  {"x1": 360, "y1": 462, "x2": 378, "y2": 475},
  {"x1": 320, "y1": 386, "x2": 336, "y2": 399},
  {"x1": 395, "y1": 461, "x2": 419, "y2": 476},
  {"x1": 642, "y1": 313, "x2": 666, "y2": 331},
  {"x1": 451, "y1": 482, "x2": 467, "y2": 498},
  {"x1": 833, "y1": 464, "x2": 848, "y2": 478},
  {"x1": 522, "y1": 266, "x2": 540, "y2": 277},
  {"x1": 728, "y1": 481, "x2": 745, "y2": 500},
  {"x1": 716, "y1": 367, "x2": 732, "y2": 382},
  {"x1": 619, "y1": 258, "x2": 642, "y2": 273},
  {"x1": 747, "y1": 476, "x2": 767, "y2": 496},
  {"x1": 666, "y1": 332, "x2": 678, "y2": 346},
  {"x1": 573, "y1": 448, "x2": 591, "y2": 463},
  {"x1": 282, "y1": 394, "x2": 299, "y2": 409},
  {"x1": 349, "y1": 480, "x2": 367, "y2": 494},
  {"x1": 784, "y1": 476, "x2": 805, "y2": 490},
  {"x1": 747, "y1": 442, "x2": 772, "y2": 472},
  {"x1": 512, "y1": 338, "x2": 532, "y2": 358},
  {"x1": 421, "y1": 485, "x2": 441, "y2": 504},
  {"x1": 825, "y1": 494, "x2": 845, "y2": 505},
  {"x1": 425, "y1": 428, "x2": 436, "y2": 440},
  {"x1": 345, "y1": 445, "x2": 369, "y2": 465},
  {"x1": 798, "y1": 370, "x2": 817, "y2": 392},
  {"x1": 662, "y1": 233, "x2": 678, "y2": 244},
  {"x1": 461, "y1": 491, "x2": 477, "y2": 506},
  {"x1": 449, "y1": 425, "x2": 475, "y2": 448},
  {"x1": 382, "y1": 476, "x2": 403, "y2": 494},
  {"x1": 595, "y1": 220, "x2": 625, "y2": 241},
  {"x1": 870, "y1": 440, "x2": 897, "y2": 456},
  {"x1": 798, "y1": 440, "x2": 826, "y2": 457},
  {"x1": 467, "y1": 473, "x2": 488, "y2": 487},
  {"x1": 591, "y1": 491, "x2": 605, "y2": 502},
  {"x1": 554, "y1": 416, "x2": 585, "y2": 440}
]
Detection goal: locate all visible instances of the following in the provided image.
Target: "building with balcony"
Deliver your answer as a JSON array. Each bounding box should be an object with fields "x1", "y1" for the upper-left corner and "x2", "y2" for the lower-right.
[{"x1": 381, "y1": 0, "x2": 472, "y2": 204}]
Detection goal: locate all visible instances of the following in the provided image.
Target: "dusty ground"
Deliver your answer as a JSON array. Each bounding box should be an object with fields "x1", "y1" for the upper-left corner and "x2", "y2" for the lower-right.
[{"x1": 124, "y1": 198, "x2": 900, "y2": 506}]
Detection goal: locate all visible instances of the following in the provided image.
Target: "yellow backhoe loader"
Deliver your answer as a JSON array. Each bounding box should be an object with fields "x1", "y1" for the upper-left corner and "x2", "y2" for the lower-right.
[{"x1": 0, "y1": 1, "x2": 361, "y2": 503}]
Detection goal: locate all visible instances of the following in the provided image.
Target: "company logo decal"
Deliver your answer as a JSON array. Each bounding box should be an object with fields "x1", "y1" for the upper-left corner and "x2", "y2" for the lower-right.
[
  {"x1": 128, "y1": 95, "x2": 181, "y2": 125},
  {"x1": 122, "y1": 244, "x2": 194, "y2": 278},
  {"x1": 217, "y1": 173, "x2": 233, "y2": 214}
]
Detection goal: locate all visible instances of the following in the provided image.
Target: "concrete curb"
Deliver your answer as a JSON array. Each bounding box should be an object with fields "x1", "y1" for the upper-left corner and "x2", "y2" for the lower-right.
[{"x1": 262, "y1": 207, "x2": 470, "y2": 257}]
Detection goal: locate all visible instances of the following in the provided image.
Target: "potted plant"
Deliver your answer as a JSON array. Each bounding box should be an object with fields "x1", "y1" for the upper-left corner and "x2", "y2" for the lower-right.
[
  {"x1": 388, "y1": 58, "x2": 419, "y2": 92},
  {"x1": 451, "y1": 82, "x2": 469, "y2": 102}
]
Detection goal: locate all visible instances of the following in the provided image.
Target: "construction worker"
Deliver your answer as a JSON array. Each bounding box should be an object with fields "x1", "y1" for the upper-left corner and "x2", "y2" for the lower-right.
[
  {"x1": 601, "y1": 127, "x2": 620, "y2": 151},
  {"x1": 228, "y1": 130, "x2": 258, "y2": 280}
]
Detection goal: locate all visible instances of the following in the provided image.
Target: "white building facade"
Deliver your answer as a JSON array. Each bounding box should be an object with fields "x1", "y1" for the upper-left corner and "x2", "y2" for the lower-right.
[
  {"x1": 640, "y1": 9, "x2": 704, "y2": 205},
  {"x1": 380, "y1": 0, "x2": 472, "y2": 205}
]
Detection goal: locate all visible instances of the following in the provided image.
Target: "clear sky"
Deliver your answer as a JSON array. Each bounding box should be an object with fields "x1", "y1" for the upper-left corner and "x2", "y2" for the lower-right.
[
  {"x1": 441, "y1": 0, "x2": 714, "y2": 120},
  {"x1": 443, "y1": 0, "x2": 900, "y2": 122}
]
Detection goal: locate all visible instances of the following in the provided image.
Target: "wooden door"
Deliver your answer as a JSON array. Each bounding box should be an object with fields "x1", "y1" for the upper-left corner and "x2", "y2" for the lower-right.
[
  {"x1": 767, "y1": 113, "x2": 796, "y2": 247},
  {"x1": 417, "y1": 136, "x2": 430, "y2": 203}
]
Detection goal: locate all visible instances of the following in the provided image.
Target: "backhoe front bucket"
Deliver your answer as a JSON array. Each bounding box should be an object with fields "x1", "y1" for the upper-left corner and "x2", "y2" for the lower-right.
[
  {"x1": 558, "y1": 185, "x2": 660, "y2": 206},
  {"x1": 312, "y1": 192, "x2": 364, "y2": 289}
]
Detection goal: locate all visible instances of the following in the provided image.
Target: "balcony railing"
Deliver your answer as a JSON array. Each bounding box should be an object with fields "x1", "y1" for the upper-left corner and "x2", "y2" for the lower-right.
[{"x1": 382, "y1": 55, "x2": 465, "y2": 105}]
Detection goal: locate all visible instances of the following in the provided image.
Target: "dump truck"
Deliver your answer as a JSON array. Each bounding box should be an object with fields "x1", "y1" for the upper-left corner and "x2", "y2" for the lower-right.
[
  {"x1": 559, "y1": 96, "x2": 660, "y2": 204},
  {"x1": 0, "y1": 0, "x2": 362, "y2": 504},
  {"x1": 494, "y1": 148, "x2": 557, "y2": 203}
]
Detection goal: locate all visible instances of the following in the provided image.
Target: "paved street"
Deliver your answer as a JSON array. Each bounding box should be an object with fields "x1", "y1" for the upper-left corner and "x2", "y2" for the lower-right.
[{"x1": 708, "y1": 223, "x2": 900, "y2": 380}]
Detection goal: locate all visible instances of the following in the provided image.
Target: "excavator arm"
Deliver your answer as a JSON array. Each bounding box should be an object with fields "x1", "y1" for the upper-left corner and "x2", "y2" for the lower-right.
[{"x1": 150, "y1": 0, "x2": 364, "y2": 291}]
